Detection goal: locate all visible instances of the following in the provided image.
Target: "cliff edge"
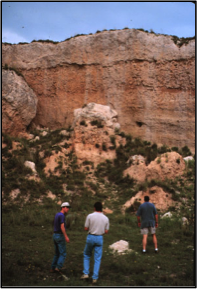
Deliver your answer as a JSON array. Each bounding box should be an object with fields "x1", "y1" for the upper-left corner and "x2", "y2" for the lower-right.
[{"x1": 2, "y1": 29, "x2": 195, "y2": 152}]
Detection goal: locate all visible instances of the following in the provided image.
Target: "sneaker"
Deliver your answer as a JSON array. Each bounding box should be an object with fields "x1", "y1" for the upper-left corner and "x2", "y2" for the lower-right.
[
  {"x1": 92, "y1": 279, "x2": 97, "y2": 284},
  {"x1": 142, "y1": 250, "x2": 146, "y2": 253},
  {"x1": 80, "y1": 274, "x2": 89, "y2": 280},
  {"x1": 155, "y1": 249, "x2": 158, "y2": 253},
  {"x1": 50, "y1": 269, "x2": 56, "y2": 273}
]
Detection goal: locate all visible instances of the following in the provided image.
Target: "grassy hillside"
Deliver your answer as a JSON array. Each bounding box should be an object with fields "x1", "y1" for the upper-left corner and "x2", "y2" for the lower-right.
[{"x1": 2, "y1": 128, "x2": 195, "y2": 286}]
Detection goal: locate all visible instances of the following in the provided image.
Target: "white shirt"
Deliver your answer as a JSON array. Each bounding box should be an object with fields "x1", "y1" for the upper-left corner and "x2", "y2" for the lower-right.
[{"x1": 85, "y1": 212, "x2": 109, "y2": 235}]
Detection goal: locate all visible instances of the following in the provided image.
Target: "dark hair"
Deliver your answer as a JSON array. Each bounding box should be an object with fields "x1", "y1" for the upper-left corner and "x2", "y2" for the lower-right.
[
  {"x1": 144, "y1": 196, "x2": 149, "y2": 202},
  {"x1": 94, "y1": 201, "x2": 102, "y2": 212}
]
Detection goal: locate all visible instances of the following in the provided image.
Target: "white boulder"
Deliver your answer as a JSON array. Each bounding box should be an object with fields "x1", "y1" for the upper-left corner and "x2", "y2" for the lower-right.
[
  {"x1": 24, "y1": 161, "x2": 37, "y2": 174},
  {"x1": 73, "y1": 102, "x2": 120, "y2": 130},
  {"x1": 183, "y1": 156, "x2": 194, "y2": 162},
  {"x1": 182, "y1": 217, "x2": 189, "y2": 226},
  {"x1": 109, "y1": 240, "x2": 131, "y2": 255},
  {"x1": 59, "y1": 130, "x2": 70, "y2": 137},
  {"x1": 161, "y1": 212, "x2": 172, "y2": 219}
]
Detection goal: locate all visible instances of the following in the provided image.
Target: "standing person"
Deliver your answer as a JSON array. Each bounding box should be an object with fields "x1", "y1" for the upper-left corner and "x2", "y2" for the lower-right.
[
  {"x1": 81, "y1": 202, "x2": 109, "y2": 284},
  {"x1": 136, "y1": 196, "x2": 158, "y2": 253},
  {"x1": 50, "y1": 202, "x2": 71, "y2": 273}
]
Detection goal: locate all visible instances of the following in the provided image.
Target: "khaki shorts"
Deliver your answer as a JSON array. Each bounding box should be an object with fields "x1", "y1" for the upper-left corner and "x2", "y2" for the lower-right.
[{"x1": 141, "y1": 227, "x2": 156, "y2": 235}]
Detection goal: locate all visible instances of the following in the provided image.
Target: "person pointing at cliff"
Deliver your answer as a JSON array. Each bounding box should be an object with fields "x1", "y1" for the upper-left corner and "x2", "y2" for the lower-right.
[{"x1": 136, "y1": 196, "x2": 158, "y2": 253}]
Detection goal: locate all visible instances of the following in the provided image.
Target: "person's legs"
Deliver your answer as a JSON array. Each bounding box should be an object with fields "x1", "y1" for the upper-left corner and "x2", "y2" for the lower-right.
[
  {"x1": 83, "y1": 235, "x2": 94, "y2": 276},
  {"x1": 92, "y1": 236, "x2": 103, "y2": 280},
  {"x1": 150, "y1": 227, "x2": 158, "y2": 250},
  {"x1": 56, "y1": 234, "x2": 66, "y2": 269},
  {"x1": 51, "y1": 234, "x2": 60, "y2": 269},
  {"x1": 142, "y1": 234, "x2": 148, "y2": 251},
  {"x1": 152, "y1": 233, "x2": 158, "y2": 249}
]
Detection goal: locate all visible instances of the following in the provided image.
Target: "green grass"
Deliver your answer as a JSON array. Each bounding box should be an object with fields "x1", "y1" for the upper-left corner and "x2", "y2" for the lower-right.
[
  {"x1": 2, "y1": 203, "x2": 195, "y2": 286},
  {"x1": 2, "y1": 129, "x2": 195, "y2": 286}
]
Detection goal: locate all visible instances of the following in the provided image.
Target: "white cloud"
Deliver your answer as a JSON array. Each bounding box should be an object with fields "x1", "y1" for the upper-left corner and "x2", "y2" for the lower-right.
[{"x1": 2, "y1": 29, "x2": 29, "y2": 44}]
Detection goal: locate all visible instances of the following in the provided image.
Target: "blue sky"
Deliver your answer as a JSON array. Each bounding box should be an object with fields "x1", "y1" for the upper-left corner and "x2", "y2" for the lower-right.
[{"x1": 2, "y1": 1, "x2": 195, "y2": 44}]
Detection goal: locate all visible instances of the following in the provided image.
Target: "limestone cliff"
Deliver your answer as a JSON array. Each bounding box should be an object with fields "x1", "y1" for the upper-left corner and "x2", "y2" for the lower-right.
[
  {"x1": 72, "y1": 103, "x2": 125, "y2": 166},
  {"x1": 2, "y1": 69, "x2": 37, "y2": 136},
  {"x1": 2, "y1": 29, "x2": 195, "y2": 152}
]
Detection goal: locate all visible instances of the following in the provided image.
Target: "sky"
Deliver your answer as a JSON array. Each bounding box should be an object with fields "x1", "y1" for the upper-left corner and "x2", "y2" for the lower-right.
[{"x1": 2, "y1": 1, "x2": 195, "y2": 44}]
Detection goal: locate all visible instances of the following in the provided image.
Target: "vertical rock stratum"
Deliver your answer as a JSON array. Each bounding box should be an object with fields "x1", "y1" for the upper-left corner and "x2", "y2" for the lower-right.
[{"x1": 2, "y1": 29, "x2": 195, "y2": 152}]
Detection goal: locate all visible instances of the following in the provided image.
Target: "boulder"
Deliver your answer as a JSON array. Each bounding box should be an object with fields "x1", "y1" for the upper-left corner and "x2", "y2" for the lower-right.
[
  {"x1": 103, "y1": 208, "x2": 113, "y2": 214},
  {"x1": 183, "y1": 156, "x2": 194, "y2": 162},
  {"x1": 182, "y1": 217, "x2": 189, "y2": 226},
  {"x1": 126, "y1": 155, "x2": 145, "y2": 165},
  {"x1": 109, "y1": 240, "x2": 131, "y2": 255},
  {"x1": 24, "y1": 161, "x2": 37, "y2": 174},
  {"x1": 146, "y1": 152, "x2": 186, "y2": 181},
  {"x1": 2, "y1": 69, "x2": 37, "y2": 136},
  {"x1": 124, "y1": 152, "x2": 185, "y2": 183},
  {"x1": 122, "y1": 186, "x2": 177, "y2": 212},
  {"x1": 10, "y1": 188, "x2": 20, "y2": 200},
  {"x1": 73, "y1": 103, "x2": 119, "y2": 130},
  {"x1": 161, "y1": 212, "x2": 173, "y2": 219}
]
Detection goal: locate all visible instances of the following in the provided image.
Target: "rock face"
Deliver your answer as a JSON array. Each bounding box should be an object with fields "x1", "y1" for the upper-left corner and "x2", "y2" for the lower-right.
[
  {"x1": 2, "y1": 69, "x2": 37, "y2": 136},
  {"x1": 73, "y1": 102, "x2": 120, "y2": 130},
  {"x1": 122, "y1": 186, "x2": 177, "y2": 212},
  {"x1": 124, "y1": 151, "x2": 185, "y2": 183},
  {"x1": 2, "y1": 29, "x2": 195, "y2": 152},
  {"x1": 72, "y1": 103, "x2": 125, "y2": 166}
]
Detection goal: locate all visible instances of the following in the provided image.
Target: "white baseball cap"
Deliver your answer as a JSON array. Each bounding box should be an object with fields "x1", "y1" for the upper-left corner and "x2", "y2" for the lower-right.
[{"x1": 61, "y1": 202, "x2": 71, "y2": 208}]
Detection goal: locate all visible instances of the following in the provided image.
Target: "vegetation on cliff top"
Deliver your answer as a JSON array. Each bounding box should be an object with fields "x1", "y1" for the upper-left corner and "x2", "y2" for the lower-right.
[{"x1": 2, "y1": 28, "x2": 195, "y2": 46}]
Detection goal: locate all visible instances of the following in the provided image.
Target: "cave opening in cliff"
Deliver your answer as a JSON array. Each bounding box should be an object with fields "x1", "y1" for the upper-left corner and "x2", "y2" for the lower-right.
[{"x1": 136, "y1": 121, "x2": 144, "y2": 127}]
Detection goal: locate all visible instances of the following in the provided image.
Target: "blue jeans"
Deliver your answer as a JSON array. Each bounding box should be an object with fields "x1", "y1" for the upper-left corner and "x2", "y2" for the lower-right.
[
  {"x1": 83, "y1": 234, "x2": 103, "y2": 280},
  {"x1": 51, "y1": 233, "x2": 66, "y2": 269}
]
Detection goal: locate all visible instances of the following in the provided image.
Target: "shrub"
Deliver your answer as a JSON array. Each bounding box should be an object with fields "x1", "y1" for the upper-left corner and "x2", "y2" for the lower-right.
[
  {"x1": 66, "y1": 213, "x2": 79, "y2": 229},
  {"x1": 145, "y1": 146, "x2": 158, "y2": 165},
  {"x1": 110, "y1": 135, "x2": 116, "y2": 145},
  {"x1": 171, "y1": 146, "x2": 179, "y2": 152},
  {"x1": 80, "y1": 120, "x2": 87, "y2": 126},
  {"x1": 143, "y1": 140, "x2": 151, "y2": 146},
  {"x1": 82, "y1": 160, "x2": 93, "y2": 166},
  {"x1": 158, "y1": 145, "x2": 170, "y2": 154},
  {"x1": 2, "y1": 134, "x2": 13, "y2": 149},
  {"x1": 181, "y1": 146, "x2": 192, "y2": 157},
  {"x1": 102, "y1": 143, "x2": 107, "y2": 151},
  {"x1": 117, "y1": 131, "x2": 126, "y2": 138},
  {"x1": 171, "y1": 35, "x2": 195, "y2": 47},
  {"x1": 126, "y1": 200, "x2": 141, "y2": 213},
  {"x1": 3, "y1": 65, "x2": 24, "y2": 78},
  {"x1": 157, "y1": 157, "x2": 161, "y2": 164},
  {"x1": 90, "y1": 119, "x2": 103, "y2": 128}
]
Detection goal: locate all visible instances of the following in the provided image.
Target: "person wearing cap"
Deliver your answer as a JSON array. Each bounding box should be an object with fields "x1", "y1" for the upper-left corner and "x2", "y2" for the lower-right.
[
  {"x1": 50, "y1": 202, "x2": 71, "y2": 273},
  {"x1": 81, "y1": 201, "x2": 109, "y2": 284}
]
